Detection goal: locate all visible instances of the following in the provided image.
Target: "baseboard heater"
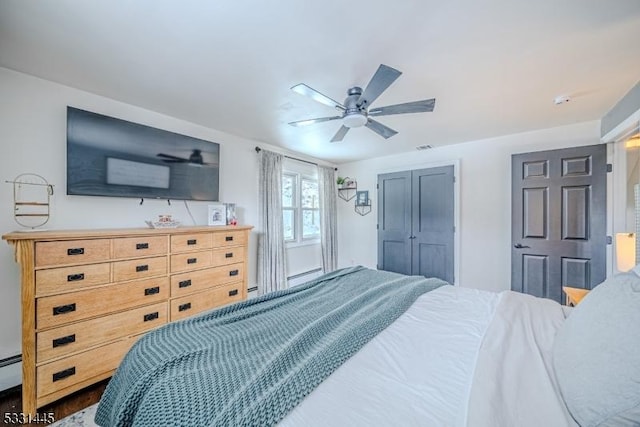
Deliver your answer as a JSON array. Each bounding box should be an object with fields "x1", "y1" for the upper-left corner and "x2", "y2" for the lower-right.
[
  {"x1": 0, "y1": 354, "x2": 21, "y2": 368},
  {"x1": 287, "y1": 268, "x2": 323, "y2": 287},
  {"x1": 240, "y1": 268, "x2": 325, "y2": 294},
  {"x1": 0, "y1": 354, "x2": 22, "y2": 393}
]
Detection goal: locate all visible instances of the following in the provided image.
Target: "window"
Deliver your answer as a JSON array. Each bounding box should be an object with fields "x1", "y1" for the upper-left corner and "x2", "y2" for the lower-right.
[
  {"x1": 301, "y1": 178, "x2": 320, "y2": 239},
  {"x1": 282, "y1": 169, "x2": 320, "y2": 244},
  {"x1": 282, "y1": 173, "x2": 296, "y2": 241}
]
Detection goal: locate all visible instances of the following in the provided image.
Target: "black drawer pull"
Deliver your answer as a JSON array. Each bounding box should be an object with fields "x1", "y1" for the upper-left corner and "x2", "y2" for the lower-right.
[
  {"x1": 53, "y1": 303, "x2": 76, "y2": 316},
  {"x1": 144, "y1": 312, "x2": 159, "y2": 322},
  {"x1": 187, "y1": 239, "x2": 197, "y2": 245},
  {"x1": 136, "y1": 264, "x2": 149, "y2": 272},
  {"x1": 52, "y1": 334, "x2": 76, "y2": 348},
  {"x1": 179, "y1": 303, "x2": 192, "y2": 312},
  {"x1": 144, "y1": 286, "x2": 160, "y2": 296},
  {"x1": 229, "y1": 269, "x2": 239, "y2": 276},
  {"x1": 228, "y1": 289, "x2": 238, "y2": 297},
  {"x1": 136, "y1": 243, "x2": 149, "y2": 250},
  {"x1": 225, "y1": 236, "x2": 234, "y2": 242},
  {"x1": 187, "y1": 258, "x2": 197, "y2": 264},
  {"x1": 179, "y1": 279, "x2": 192, "y2": 288},
  {"x1": 67, "y1": 248, "x2": 84, "y2": 256},
  {"x1": 67, "y1": 273, "x2": 85, "y2": 282},
  {"x1": 225, "y1": 252, "x2": 233, "y2": 258},
  {"x1": 53, "y1": 367, "x2": 76, "y2": 382}
]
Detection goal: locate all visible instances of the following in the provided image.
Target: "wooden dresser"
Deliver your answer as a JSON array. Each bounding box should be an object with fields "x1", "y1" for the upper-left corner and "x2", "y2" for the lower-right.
[{"x1": 2, "y1": 225, "x2": 252, "y2": 414}]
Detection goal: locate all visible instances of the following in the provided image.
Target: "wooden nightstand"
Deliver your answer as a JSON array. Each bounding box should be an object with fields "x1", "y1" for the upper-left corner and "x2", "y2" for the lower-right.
[{"x1": 562, "y1": 286, "x2": 590, "y2": 307}]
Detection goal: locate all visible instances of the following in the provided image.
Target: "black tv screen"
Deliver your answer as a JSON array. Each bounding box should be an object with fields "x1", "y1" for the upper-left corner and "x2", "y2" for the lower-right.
[{"x1": 67, "y1": 107, "x2": 220, "y2": 201}]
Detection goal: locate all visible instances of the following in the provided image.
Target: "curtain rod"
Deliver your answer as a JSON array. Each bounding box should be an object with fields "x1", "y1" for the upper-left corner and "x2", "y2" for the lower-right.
[{"x1": 255, "y1": 147, "x2": 337, "y2": 170}]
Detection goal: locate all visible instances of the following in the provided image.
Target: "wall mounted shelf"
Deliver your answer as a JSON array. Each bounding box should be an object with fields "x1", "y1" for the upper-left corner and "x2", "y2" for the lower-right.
[
  {"x1": 6, "y1": 173, "x2": 54, "y2": 229},
  {"x1": 338, "y1": 186, "x2": 357, "y2": 202},
  {"x1": 355, "y1": 202, "x2": 372, "y2": 216}
]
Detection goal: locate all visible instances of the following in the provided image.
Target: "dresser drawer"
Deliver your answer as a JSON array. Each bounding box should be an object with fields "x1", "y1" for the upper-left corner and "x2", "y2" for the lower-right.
[
  {"x1": 113, "y1": 256, "x2": 167, "y2": 282},
  {"x1": 212, "y1": 231, "x2": 246, "y2": 248},
  {"x1": 170, "y1": 251, "x2": 213, "y2": 273},
  {"x1": 171, "y1": 233, "x2": 213, "y2": 253},
  {"x1": 37, "y1": 302, "x2": 167, "y2": 363},
  {"x1": 170, "y1": 281, "x2": 244, "y2": 321},
  {"x1": 37, "y1": 337, "x2": 133, "y2": 398},
  {"x1": 37, "y1": 277, "x2": 169, "y2": 329},
  {"x1": 35, "y1": 239, "x2": 111, "y2": 268},
  {"x1": 35, "y1": 263, "x2": 111, "y2": 297},
  {"x1": 170, "y1": 263, "x2": 244, "y2": 297},
  {"x1": 211, "y1": 247, "x2": 245, "y2": 267},
  {"x1": 113, "y1": 235, "x2": 168, "y2": 259}
]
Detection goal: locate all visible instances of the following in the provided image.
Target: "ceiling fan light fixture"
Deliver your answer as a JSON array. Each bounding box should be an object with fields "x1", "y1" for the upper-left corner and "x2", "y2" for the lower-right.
[
  {"x1": 343, "y1": 112, "x2": 368, "y2": 128},
  {"x1": 289, "y1": 64, "x2": 435, "y2": 141}
]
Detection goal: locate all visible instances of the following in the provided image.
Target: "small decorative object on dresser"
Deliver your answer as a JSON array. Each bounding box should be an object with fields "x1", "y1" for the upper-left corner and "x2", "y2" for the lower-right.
[
  {"x1": 207, "y1": 203, "x2": 226, "y2": 226},
  {"x1": 2, "y1": 225, "x2": 252, "y2": 415},
  {"x1": 145, "y1": 214, "x2": 181, "y2": 229},
  {"x1": 224, "y1": 203, "x2": 237, "y2": 226}
]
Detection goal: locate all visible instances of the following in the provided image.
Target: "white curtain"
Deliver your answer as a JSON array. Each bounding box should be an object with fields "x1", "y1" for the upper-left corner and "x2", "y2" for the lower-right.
[
  {"x1": 257, "y1": 149, "x2": 287, "y2": 295},
  {"x1": 318, "y1": 165, "x2": 338, "y2": 272}
]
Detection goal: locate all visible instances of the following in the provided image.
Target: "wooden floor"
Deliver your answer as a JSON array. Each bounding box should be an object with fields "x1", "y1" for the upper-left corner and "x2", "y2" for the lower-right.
[{"x1": 0, "y1": 380, "x2": 107, "y2": 426}]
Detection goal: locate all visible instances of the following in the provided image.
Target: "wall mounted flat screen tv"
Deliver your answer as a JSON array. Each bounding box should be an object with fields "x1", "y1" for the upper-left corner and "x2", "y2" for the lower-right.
[{"x1": 67, "y1": 107, "x2": 220, "y2": 201}]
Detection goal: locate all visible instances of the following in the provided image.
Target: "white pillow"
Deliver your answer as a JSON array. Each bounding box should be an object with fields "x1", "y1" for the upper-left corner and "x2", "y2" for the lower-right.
[{"x1": 553, "y1": 272, "x2": 640, "y2": 426}]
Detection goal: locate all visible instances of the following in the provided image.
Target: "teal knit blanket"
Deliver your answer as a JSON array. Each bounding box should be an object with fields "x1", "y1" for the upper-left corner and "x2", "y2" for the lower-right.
[{"x1": 95, "y1": 266, "x2": 448, "y2": 426}]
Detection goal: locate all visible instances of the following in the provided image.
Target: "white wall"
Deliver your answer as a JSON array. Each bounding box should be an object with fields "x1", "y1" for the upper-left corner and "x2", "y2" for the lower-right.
[
  {"x1": 0, "y1": 67, "x2": 327, "y2": 360},
  {"x1": 0, "y1": 66, "x2": 612, "y2": 362},
  {"x1": 336, "y1": 120, "x2": 603, "y2": 293}
]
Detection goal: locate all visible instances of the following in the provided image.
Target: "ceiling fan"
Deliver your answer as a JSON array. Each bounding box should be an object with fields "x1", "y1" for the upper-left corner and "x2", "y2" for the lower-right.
[
  {"x1": 288, "y1": 64, "x2": 436, "y2": 142},
  {"x1": 157, "y1": 149, "x2": 214, "y2": 166}
]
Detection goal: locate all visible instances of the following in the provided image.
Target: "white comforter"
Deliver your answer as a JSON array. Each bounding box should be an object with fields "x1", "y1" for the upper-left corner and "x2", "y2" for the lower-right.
[
  {"x1": 282, "y1": 285, "x2": 576, "y2": 427},
  {"x1": 467, "y1": 290, "x2": 577, "y2": 427},
  {"x1": 54, "y1": 285, "x2": 575, "y2": 427}
]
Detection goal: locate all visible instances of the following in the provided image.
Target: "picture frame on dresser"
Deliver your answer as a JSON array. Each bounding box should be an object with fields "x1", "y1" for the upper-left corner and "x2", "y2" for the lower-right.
[
  {"x1": 2, "y1": 225, "x2": 252, "y2": 415},
  {"x1": 208, "y1": 203, "x2": 226, "y2": 226},
  {"x1": 224, "y1": 203, "x2": 237, "y2": 226}
]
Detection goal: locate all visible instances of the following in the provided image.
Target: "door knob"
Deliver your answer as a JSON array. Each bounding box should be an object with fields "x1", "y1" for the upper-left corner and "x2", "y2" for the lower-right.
[{"x1": 514, "y1": 243, "x2": 531, "y2": 249}]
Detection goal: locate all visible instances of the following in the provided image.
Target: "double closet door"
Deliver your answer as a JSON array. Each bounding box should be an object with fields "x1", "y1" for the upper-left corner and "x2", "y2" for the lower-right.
[{"x1": 377, "y1": 165, "x2": 455, "y2": 283}]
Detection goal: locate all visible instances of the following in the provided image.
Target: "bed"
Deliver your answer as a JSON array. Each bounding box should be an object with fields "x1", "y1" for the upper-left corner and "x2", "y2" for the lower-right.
[{"x1": 53, "y1": 266, "x2": 640, "y2": 427}]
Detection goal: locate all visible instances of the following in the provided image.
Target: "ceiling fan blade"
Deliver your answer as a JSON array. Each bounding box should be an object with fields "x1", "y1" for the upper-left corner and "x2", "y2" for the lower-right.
[
  {"x1": 357, "y1": 64, "x2": 402, "y2": 108},
  {"x1": 365, "y1": 119, "x2": 398, "y2": 139},
  {"x1": 288, "y1": 116, "x2": 343, "y2": 127},
  {"x1": 369, "y1": 98, "x2": 436, "y2": 117},
  {"x1": 330, "y1": 125, "x2": 350, "y2": 142},
  {"x1": 291, "y1": 84, "x2": 345, "y2": 111},
  {"x1": 157, "y1": 153, "x2": 188, "y2": 161}
]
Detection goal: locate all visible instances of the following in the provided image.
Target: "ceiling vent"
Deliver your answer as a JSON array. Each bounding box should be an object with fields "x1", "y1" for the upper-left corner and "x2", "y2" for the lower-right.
[{"x1": 416, "y1": 144, "x2": 433, "y2": 150}]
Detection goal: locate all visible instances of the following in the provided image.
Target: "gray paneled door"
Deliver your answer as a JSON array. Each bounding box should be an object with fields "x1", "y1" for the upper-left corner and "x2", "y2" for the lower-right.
[
  {"x1": 378, "y1": 166, "x2": 454, "y2": 283},
  {"x1": 511, "y1": 144, "x2": 607, "y2": 303}
]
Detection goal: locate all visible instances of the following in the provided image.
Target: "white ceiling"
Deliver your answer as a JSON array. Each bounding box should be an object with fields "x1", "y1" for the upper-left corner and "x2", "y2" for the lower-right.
[{"x1": 1, "y1": 1, "x2": 639, "y2": 164}]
